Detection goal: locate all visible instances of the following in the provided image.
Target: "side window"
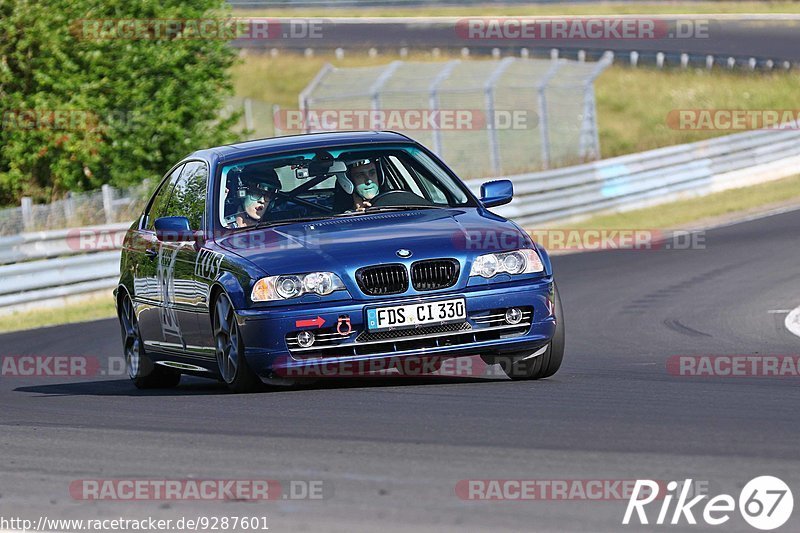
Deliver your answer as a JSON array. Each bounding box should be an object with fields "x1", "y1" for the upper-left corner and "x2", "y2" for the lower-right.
[
  {"x1": 145, "y1": 164, "x2": 184, "y2": 230},
  {"x1": 169, "y1": 161, "x2": 208, "y2": 230}
]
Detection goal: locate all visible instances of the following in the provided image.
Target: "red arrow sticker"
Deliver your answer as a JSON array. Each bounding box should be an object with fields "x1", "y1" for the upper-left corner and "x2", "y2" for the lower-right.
[{"x1": 295, "y1": 316, "x2": 325, "y2": 328}]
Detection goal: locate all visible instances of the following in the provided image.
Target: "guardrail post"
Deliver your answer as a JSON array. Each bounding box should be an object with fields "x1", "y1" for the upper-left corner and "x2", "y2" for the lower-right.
[
  {"x1": 101, "y1": 184, "x2": 114, "y2": 224},
  {"x1": 20, "y1": 197, "x2": 33, "y2": 232}
]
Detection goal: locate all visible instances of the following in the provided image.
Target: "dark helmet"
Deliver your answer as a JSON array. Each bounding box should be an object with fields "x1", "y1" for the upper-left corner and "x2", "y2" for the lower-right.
[{"x1": 237, "y1": 162, "x2": 281, "y2": 199}]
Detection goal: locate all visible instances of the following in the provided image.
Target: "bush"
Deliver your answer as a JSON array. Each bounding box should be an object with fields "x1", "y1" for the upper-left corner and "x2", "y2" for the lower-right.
[{"x1": 0, "y1": 0, "x2": 240, "y2": 205}]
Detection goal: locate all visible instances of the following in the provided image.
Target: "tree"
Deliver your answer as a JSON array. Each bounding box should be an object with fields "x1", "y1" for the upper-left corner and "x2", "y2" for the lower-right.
[{"x1": 0, "y1": 0, "x2": 240, "y2": 205}]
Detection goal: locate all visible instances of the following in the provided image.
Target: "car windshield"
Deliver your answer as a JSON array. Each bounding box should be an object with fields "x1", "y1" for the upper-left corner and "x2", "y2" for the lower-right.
[{"x1": 217, "y1": 143, "x2": 473, "y2": 230}]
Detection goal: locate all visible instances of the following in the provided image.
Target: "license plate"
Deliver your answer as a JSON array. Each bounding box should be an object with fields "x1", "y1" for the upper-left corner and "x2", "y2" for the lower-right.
[{"x1": 366, "y1": 298, "x2": 466, "y2": 331}]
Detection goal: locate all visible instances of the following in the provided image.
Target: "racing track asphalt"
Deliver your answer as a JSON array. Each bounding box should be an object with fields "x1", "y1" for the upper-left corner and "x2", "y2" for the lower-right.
[
  {"x1": 1, "y1": 208, "x2": 799, "y2": 532},
  {"x1": 235, "y1": 18, "x2": 800, "y2": 64}
]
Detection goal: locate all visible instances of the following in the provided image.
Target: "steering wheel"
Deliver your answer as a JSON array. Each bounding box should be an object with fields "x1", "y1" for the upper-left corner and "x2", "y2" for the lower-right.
[{"x1": 368, "y1": 190, "x2": 433, "y2": 207}]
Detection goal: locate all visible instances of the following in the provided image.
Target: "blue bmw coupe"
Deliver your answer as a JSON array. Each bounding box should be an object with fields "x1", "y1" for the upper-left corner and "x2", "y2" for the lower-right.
[{"x1": 115, "y1": 131, "x2": 564, "y2": 392}]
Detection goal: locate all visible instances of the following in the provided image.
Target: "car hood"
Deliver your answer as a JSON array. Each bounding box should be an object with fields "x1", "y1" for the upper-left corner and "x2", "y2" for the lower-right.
[{"x1": 215, "y1": 208, "x2": 532, "y2": 278}]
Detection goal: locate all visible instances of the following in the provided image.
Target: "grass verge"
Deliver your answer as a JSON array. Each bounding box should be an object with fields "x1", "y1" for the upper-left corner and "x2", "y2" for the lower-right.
[
  {"x1": 561, "y1": 173, "x2": 800, "y2": 229},
  {"x1": 0, "y1": 294, "x2": 116, "y2": 334}
]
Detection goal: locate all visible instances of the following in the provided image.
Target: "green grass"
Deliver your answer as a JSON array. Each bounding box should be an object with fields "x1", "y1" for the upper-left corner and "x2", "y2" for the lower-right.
[
  {"x1": 595, "y1": 67, "x2": 800, "y2": 157},
  {"x1": 231, "y1": 54, "x2": 800, "y2": 158},
  {"x1": 234, "y1": 2, "x2": 800, "y2": 17},
  {"x1": 0, "y1": 294, "x2": 116, "y2": 334},
  {"x1": 562, "y1": 173, "x2": 800, "y2": 229}
]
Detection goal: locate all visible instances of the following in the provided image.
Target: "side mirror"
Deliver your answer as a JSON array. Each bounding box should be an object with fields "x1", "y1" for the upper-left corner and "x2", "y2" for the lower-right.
[
  {"x1": 154, "y1": 216, "x2": 195, "y2": 242},
  {"x1": 480, "y1": 179, "x2": 513, "y2": 208}
]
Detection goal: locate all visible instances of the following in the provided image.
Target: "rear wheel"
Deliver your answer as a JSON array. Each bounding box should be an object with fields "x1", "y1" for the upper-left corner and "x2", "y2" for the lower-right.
[
  {"x1": 118, "y1": 292, "x2": 181, "y2": 389},
  {"x1": 494, "y1": 283, "x2": 565, "y2": 380},
  {"x1": 213, "y1": 293, "x2": 262, "y2": 393}
]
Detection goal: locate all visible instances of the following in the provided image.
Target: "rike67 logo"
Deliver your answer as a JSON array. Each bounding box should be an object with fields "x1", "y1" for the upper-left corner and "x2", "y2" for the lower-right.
[{"x1": 624, "y1": 476, "x2": 793, "y2": 530}]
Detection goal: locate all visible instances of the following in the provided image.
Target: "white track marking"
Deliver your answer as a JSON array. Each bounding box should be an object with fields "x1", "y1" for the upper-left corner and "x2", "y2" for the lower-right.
[{"x1": 785, "y1": 306, "x2": 800, "y2": 339}]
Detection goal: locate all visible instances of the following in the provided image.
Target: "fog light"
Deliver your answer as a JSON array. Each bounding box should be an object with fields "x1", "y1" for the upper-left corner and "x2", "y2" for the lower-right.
[
  {"x1": 296, "y1": 330, "x2": 315, "y2": 348},
  {"x1": 505, "y1": 307, "x2": 523, "y2": 325}
]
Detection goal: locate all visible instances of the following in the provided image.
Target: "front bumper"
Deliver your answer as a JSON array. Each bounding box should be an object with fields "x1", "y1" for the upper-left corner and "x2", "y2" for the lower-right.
[{"x1": 236, "y1": 276, "x2": 556, "y2": 380}]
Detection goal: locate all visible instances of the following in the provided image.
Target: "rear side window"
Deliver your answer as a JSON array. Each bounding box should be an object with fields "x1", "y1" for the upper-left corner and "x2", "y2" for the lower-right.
[
  {"x1": 145, "y1": 164, "x2": 184, "y2": 230},
  {"x1": 169, "y1": 161, "x2": 208, "y2": 230}
]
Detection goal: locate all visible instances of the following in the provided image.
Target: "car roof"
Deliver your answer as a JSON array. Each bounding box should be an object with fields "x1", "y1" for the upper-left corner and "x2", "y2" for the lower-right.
[{"x1": 187, "y1": 131, "x2": 416, "y2": 164}]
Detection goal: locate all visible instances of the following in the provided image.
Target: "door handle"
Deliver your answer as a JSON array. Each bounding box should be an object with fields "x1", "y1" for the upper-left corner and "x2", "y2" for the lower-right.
[{"x1": 145, "y1": 248, "x2": 158, "y2": 259}]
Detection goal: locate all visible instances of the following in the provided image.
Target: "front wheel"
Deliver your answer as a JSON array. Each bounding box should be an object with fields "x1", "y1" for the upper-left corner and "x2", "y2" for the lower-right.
[
  {"x1": 493, "y1": 283, "x2": 565, "y2": 380},
  {"x1": 118, "y1": 292, "x2": 181, "y2": 389},
  {"x1": 213, "y1": 292, "x2": 262, "y2": 393}
]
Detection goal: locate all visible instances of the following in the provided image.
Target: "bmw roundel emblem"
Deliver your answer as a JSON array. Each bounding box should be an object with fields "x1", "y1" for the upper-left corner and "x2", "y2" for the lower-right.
[{"x1": 396, "y1": 249, "x2": 412, "y2": 258}]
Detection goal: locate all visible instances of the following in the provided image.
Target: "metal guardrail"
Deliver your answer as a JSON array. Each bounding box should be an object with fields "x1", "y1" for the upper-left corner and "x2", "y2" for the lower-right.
[
  {"x1": 2, "y1": 127, "x2": 800, "y2": 311},
  {"x1": 468, "y1": 127, "x2": 800, "y2": 226},
  {"x1": 0, "y1": 223, "x2": 128, "y2": 311}
]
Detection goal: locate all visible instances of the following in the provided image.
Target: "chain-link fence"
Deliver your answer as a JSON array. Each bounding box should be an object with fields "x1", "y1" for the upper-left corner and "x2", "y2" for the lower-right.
[
  {"x1": 0, "y1": 181, "x2": 153, "y2": 236},
  {"x1": 270, "y1": 54, "x2": 611, "y2": 179}
]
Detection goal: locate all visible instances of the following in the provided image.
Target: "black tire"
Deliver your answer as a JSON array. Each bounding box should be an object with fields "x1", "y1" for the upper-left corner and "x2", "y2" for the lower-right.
[
  {"x1": 213, "y1": 292, "x2": 262, "y2": 393},
  {"x1": 495, "y1": 283, "x2": 565, "y2": 380},
  {"x1": 118, "y1": 292, "x2": 181, "y2": 389}
]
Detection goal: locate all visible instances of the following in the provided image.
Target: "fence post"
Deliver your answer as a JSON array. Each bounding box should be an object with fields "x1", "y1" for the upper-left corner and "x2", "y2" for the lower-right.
[
  {"x1": 579, "y1": 52, "x2": 614, "y2": 161},
  {"x1": 272, "y1": 104, "x2": 282, "y2": 137},
  {"x1": 428, "y1": 60, "x2": 461, "y2": 157},
  {"x1": 21, "y1": 197, "x2": 33, "y2": 232},
  {"x1": 101, "y1": 184, "x2": 114, "y2": 223},
  {"x1": 243, "y1": 98, "x2": 254, "y2": 137},
  {"x1": 64, "y1": 192, "x2": 75, "y2": 225},
  {"x1": 484, "y1": 57, "x2": 515, "y2": 175},
  {"x1": 298, "y1": 62, "x2": 334, "y2": 134},
  {"x1": 369, "y1": 60, "x2": 402, "y2": 130},
  {"x1": 536, "y1": 59, "x2": 563, "y2": 169}
]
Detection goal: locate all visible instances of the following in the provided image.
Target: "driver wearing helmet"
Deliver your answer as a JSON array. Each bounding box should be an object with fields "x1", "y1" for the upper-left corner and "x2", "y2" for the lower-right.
[
  {"x1": 226, "y1": 163, "x2": 281, "y2": 228},
  {"x1": 345, "y1": 158, "x2": 382, "y2": 211}
]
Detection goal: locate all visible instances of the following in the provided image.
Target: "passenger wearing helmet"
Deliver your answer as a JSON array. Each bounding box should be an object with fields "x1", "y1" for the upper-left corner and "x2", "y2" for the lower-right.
[
  {"x1": 226, "y1": 163, "x2": 281, "y2": 228},
  {"x1": 345, "y1": 158, "x2": 382, "y2": 211}
]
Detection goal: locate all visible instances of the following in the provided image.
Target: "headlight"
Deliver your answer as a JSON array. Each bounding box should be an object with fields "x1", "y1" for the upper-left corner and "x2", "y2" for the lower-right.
[
  {"x1": 251, "y1": 272, "x2": 345, "y2": 302},
  {"x1": 469, "y1": 249, "x2": 543, "y2": 278}
]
